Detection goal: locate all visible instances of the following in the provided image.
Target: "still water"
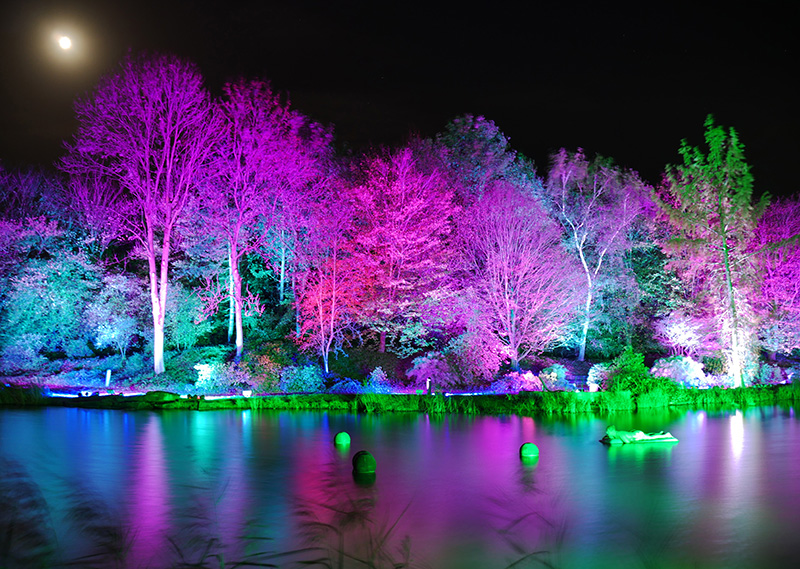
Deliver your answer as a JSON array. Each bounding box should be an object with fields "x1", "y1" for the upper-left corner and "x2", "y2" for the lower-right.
[{"x1": 1, "y1": 405, "x2": 799, "y2": 568}]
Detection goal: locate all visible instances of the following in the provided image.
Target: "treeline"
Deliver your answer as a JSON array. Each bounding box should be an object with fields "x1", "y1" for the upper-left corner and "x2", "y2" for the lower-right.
[{"x1": 1, "y1": 52, "x2": 799, "y2": 390}]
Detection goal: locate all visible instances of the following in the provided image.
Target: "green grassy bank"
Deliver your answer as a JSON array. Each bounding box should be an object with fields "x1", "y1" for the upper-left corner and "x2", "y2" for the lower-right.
[{"x1": 3, "y1": 383, "x2": 800, "y2": 414}]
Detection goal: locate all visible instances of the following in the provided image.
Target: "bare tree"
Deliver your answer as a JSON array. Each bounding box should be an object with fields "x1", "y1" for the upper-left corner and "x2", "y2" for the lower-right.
[
  {"x1": 458, "y1": 183, "x2": 582, "y2": 370},
  {"x1": 61, "y1": 53, "x2": 220, "y2": 374},
  {"x1": 198, "y1": 79, "x2": 330, "y2": 359},
  {"x1": 295, "y1": 192, "x2": 365, "y2": 373},
  {"x1": 545, "y1": 149, "x2": 650, "y2": 361}
]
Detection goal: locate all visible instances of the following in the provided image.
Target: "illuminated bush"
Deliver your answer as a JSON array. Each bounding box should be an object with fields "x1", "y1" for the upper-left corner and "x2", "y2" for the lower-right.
[
  {"x1": 650, "y1": 356, "x2": 707, "y2": 388},
  {"x1": 165, "y1": 283, "x2": 213, "y2": 351},
  {"x1": 279, "y1": 365, "x2": 324, "y2": 393},
  {"x1": 1, "y1": 253, "x2": 99, "y2": 363},
  {"x1": 586, "y1": 363, "x2": 611, "y2": 391},
  {"x1": 365, "y1": 367, "x2": 393, "y2": 393},
  {"x1": 539, "y1": 364, "x2": 572, "y2": 390},
  {"x1": 243, "y1": 343, "x2": 292, "y2": 393},
  {"x1": 193, "y1": 362, "x2": 251, "y2": 394},
  {"x1": 755, "y1": 363, "x2": 786, "y2": 385},
  {"x1": 84, "y1": 274, "x2": 146, "y2": 358},
  {"x1": 407, "y1": 353, "x2": 458, "y2": 392},
  {"x1": 492, "y1": 371, "x2": 543, "y2": 393},
  {"x1": 607, "y1": 347, "x2": 680, "y2": 396},
  {"x1": 0, "y1": 333, "x2": 48, "y2": 373}
]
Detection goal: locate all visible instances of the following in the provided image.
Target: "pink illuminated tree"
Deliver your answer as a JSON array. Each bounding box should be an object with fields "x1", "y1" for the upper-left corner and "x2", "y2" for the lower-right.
[
  {"x1": 197, "y1": 79, "x2": 331, "y2": 359},
  {"x1": 753, "y1": 197, "x2": 800, "y2": 357},
  {"x1": 458, "y1": 183, "x2": 583, "y2": 369},
  {"x1": 544, "y1": 149, "x2": 650, "y2": 361},
  {"x1": 347, "y1": 147, "x2": 458, "y2": 354},
  {"x1": 61, "y1": 53, "x2": 220, "y2": 374},
  {"x1": 295, "y1": 194, "x2": 366, "y2": 373}
]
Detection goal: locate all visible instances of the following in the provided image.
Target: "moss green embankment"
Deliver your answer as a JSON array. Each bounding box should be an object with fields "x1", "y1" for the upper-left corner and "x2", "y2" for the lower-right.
[{"x1": 3, "y1": 383, "x2": 800, "y2": 414}]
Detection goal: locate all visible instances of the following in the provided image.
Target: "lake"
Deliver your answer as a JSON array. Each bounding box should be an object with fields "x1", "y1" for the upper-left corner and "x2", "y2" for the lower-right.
[{"x1": 1, "y1": 404, "x2": 799, "y2": 568}]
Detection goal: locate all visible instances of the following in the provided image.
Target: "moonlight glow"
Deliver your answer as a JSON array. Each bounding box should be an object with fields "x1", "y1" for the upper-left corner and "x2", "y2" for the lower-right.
[{"x1": 58, "y1": 35, "x2": 72, "y2": 50}]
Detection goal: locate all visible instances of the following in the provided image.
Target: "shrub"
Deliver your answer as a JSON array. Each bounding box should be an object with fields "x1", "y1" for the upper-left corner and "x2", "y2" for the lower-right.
[
  {"x1": 586, "y1": 363, "x2": 611, "y2": 392},
  {"x1": 1, "y1": 334, "x2": 48, "y2": 373},
  {"x1": 407, "y1": 353, "x2": 458, "y2": 392},
  {"x1": 650, "y1": 356, "x2": 707, "y2": 388},
  {"x1": 755, "y1": 363, "x2": 786, "y2": 385},
  {"x1": 539, "y1": 364, "x2": 572, "y2": 391},
  {"x1": 443, "y1": 329, "x2": 503, "y2": 386},
  {"x1": 243, "y1": 343, "x2": 292, "y2": 393},
  {"x1": 607, "y1": 347, "x2": 653, "y2": 395},
  {"x1": 193, "y1": 362, "x2": 252, "y2": 395},
  {"x1": 365, "y1": 367, "x2": 394, "y2": 394},
  {"x1": 491, "y1": 371, "x2": 543, "y2": 393},
  {"x1": 165, "y1": 283, "x2": 213, "y2": 351},
  {"x1": 279, "y1": 365, "x2": 324, "y2": 393},
  {"x1": 328, "y1": 378, "x2": 365, "y2": 394}
]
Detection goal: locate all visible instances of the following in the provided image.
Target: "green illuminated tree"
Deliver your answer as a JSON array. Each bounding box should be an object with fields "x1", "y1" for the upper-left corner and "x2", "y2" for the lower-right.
[{"x1": 656, "y1": 115, "x2": 769, "y2": 387}]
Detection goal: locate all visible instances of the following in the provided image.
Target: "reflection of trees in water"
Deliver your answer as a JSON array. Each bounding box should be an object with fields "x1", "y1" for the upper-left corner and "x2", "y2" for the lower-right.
[
  {"x1": 0, "y1": 455, "x2": 419, "y2": 569},
  {"x1": 293, "y1": 456, "x2": 421, "y2": 569},
  {"x1": 0, "y1": 458, "x2": 315, "y2": 568},
  {"x1": 486, "y1": 464, "x2": 569, "y2": 569},
  {"x1": 0, "y1": 458, "x2": 58, "y2": 568}
]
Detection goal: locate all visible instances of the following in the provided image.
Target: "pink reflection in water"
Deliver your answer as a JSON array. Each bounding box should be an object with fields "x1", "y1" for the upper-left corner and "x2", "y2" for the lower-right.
[{"x1": 127, "y1": 414, "x2": 171, "y2": 565}]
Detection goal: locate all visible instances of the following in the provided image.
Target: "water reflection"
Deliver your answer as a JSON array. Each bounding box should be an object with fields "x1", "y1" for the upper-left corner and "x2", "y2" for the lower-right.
[{"x1": 1, "y1": 406, "x2": 800, "y2": 568}]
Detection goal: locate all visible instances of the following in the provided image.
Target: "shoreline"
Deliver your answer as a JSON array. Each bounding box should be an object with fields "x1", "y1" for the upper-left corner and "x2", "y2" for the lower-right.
[{"x1": 2, "y1": 383, "x2": 799, "y2": 414}]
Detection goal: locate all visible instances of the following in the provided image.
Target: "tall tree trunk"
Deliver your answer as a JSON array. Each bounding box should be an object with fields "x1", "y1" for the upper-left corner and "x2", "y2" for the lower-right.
[
  {"x1": 148, "y1": 224, "x2": 171, "y2": 375},
  {"x1": 278, "y1": 243, "x2": 286, "y2": 304},
  {"x1": 722, "y1": 230, "x2": 743, "y2": 388},
  {"x1": 227, "y1": 246, "x2": 235, "y2": 344},
  {"x1": 578, "y1": 295, "x2": 591, "y2": 362},
  {"x1": 293, "y1": 272, "x2": 301, "y2": 336},
  {"x1": 379, "y1": 330, "x2": 386, "y2": 353},
  {"x1": 231, "y1": 242, "x2": 244, "y2": 361}
]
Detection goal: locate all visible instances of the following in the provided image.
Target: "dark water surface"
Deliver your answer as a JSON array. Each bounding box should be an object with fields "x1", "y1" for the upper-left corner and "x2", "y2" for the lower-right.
[{"x1": 2, "y1": 405, "x2": 799, "y2": 568}]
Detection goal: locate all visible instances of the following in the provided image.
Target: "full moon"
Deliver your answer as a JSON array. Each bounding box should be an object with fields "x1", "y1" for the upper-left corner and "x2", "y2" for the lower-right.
[{"x1": 57, "y1": 35, "x2": 72, "y2": 50}]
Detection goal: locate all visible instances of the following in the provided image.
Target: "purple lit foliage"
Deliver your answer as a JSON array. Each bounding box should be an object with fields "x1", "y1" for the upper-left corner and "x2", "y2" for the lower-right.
[
  {"x1": 458, "y1": 182, "x2": 583, "y2": 370},
  {"x1": 196, "y1": 79, "x2": 331, "y2": 359},
  {"x1": 347, "y1": 147, "x2": 459, "y2": 355},
  {"x1": 294, "y1": 186, "x2": 365, "y2": 374},
  {"x1": 753, "y1": 196, "x2": 800, "y2": 357},
  {"x1": 61, "y1": 53, "x2": 221, "y2": 374}
]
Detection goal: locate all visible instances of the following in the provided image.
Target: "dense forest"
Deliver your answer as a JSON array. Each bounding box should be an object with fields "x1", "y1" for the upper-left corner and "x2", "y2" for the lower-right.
[{"x1": 2, "y1": 52, "x2": 799, "y2": 395}]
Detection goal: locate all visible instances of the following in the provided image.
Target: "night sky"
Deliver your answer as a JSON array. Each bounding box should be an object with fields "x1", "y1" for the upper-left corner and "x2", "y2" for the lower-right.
[{"x1": 1, "y1": 0, "x2": 797, "y2": 194}]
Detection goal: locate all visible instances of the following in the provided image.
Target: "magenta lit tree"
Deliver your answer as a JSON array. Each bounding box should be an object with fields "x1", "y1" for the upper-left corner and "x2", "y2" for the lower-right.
[
  {"x1": 457, "y1": 182, "x2": 583, "y2": 370},
  {"x1": 753, "y1": 197, "x2": 800, "y2": 358},
  {"x1": 61, "y1": 53, "x2": 220, "y2": 374},
  {"x1": 544, "y1": 149, "x2": 650, "y2": 361},
  {"x1": 295, "y1": 191, "x2": 366, "y2": 373},
  {"x1": 198, "y1": 79, "x2": 331, "y2": 359},
  {"x1": 347, "y1": 147, "x2": 458, "y2": 354}
]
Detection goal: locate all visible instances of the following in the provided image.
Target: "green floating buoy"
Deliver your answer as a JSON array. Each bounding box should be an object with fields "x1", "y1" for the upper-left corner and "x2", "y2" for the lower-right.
[
  {"x1": 334, "y1": 431, "x2": 351, "y2": 446},
  {"x1": 352, "y1": 450, "x2": 376, "y2": 474},
  {"x1": 520, "y1": 442, "x2": 539, "y2": 460}
]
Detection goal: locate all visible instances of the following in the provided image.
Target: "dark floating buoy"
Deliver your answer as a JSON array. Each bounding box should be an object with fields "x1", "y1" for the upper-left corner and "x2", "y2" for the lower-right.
[
  {"x1": 520, "y1": 442, "x2": 539, "y2": 460},
  {"x1": 352, "y1": 450, "x2": 376, "y2": 474},
  {"x1": 334, "y1": 432, "x2": 351, "y2": 446}
]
